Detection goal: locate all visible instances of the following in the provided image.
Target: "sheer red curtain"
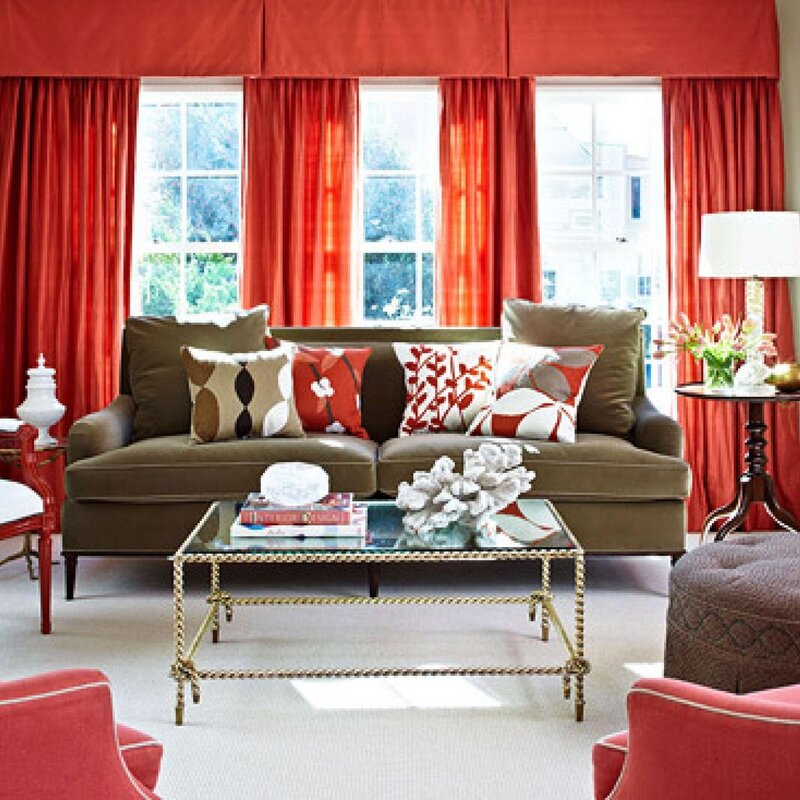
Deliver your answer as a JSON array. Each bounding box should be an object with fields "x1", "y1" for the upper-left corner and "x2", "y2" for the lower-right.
[
  {"x1": 438, "y1": 78, "x2": 541, "y2": 326},
  {"x1": 242, "y1": 78, "x2": 357, "y2": 326},
  {"x1": 0, "y1": 78, "x2": 138, "y2": 430},
  {"x1": 663, "y1": 78, "x2": 800, "y2": 531}
]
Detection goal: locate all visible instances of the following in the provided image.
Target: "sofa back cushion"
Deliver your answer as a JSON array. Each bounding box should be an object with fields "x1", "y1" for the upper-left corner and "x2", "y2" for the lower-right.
[
  {"x1": 126, "y1": 308, "x2": 268, "y2": 441},
  {"x1": 502, "y1": 300, "x2": 645, "y2": 437},
  {"x1": 271, "y1": 327, "x2": 501, "y2": 443}
]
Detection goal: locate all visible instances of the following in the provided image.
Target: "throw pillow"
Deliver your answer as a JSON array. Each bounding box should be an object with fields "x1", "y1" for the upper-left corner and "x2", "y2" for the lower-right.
[
  {"x1": 502, "y1": 300, "x2": 645, "y2": 437},
  {"x1": 468, "y1": 343, "x2": 603, "y2": 443},
  {"x1": 292, "y1": 347, "x2": 372, "y2": 438},
  {"x1": 394, "y1": 342, "x2": 499, "y2": 435},
  {"x1": 126, "y1": 306, "x2": 269, "y2": 441},
  {"x1": 181, "y1": 346, "x2": 303, "y2": 443}
]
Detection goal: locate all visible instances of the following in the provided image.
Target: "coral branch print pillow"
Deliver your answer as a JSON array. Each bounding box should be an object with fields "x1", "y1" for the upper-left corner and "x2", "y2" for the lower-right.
[
  {"x1": 181, "y1": 346, "x2": 304, "y2": 443},
  {"x1": 468, "y1": 343, "x2": 603, "y2": 443},
  {"x1": 395, "y1": 342, "x2": 499, "y2": 435},
  {"x1": 292, "y1": 347, "x2": 372, "y2": 438}
]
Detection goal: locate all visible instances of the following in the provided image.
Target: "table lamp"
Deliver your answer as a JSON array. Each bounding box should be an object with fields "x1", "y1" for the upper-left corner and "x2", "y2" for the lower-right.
[{"x1": 698, "y1": 211, "x2": 800, "y2": 389}]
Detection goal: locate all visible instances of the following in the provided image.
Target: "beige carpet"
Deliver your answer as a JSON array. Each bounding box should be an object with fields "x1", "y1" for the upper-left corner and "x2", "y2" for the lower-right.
[{"x1": 0, "y1": 535, "x2": 680, "y2": 799}]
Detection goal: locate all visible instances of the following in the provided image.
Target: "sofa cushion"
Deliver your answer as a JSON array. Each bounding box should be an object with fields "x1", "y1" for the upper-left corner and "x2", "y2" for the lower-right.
[
  {"x1": 181, "y1": 346, "x2": 303, "y2": 442},
  {"x1": 502, "y1": 299, "x2": 645, "y2": 437},
  {"x1": 66, "y1": 433, "x2": 377, "y2": 501},
  {"x1": 126, "y1": 307, "x2": 268, "y2": 442},
  {"x1": 378, "y1": 433, "x2": 689, "y2": 501}
]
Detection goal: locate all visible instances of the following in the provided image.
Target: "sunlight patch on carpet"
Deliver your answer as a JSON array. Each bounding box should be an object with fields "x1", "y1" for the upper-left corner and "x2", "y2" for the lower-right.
[
  {"x1": 624, "y1": 662, "x2": 663, "y2": 678},
  {"x1": 291, "y1": 675, "x2": 501, "y2": 710}
]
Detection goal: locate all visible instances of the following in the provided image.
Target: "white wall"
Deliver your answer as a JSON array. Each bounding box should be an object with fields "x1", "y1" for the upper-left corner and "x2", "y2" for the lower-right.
[{"x1": 777, "y1": 0, "x2": 800, "y2": 354}]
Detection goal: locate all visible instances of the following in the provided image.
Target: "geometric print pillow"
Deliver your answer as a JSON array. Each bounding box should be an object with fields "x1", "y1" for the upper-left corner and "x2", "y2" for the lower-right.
[
  {"x1": 180, "y1": 346, "x2": 304, "y2": 443},
  {"x1": 394, "y1": 342, "x2": 499, "y2": 436},
  {"x1": 468, "y1": 343, "x2": 603, "y2": 443},
  {"x1": 292, "y1": 346, "x2": 372, "y2": 439}
]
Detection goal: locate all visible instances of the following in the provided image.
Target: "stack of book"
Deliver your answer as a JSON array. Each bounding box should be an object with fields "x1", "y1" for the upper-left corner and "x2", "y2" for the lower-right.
[{"x1": 230, "y1": 492, "x2": 368, "y2": 549}]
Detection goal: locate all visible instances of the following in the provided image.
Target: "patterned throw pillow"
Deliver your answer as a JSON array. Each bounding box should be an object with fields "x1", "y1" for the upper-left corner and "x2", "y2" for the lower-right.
[
  {"x1": 468, "y1": 343, "x2": 603, "y2": 443},
  {"x1": 181, "y1": 346, "x2": 304, "y2": 443},
  {"x1": 394, "y1": 342, "x2": 499, "y2": 436},
  {"x1": 292, "y1": 347, "x2": 372, "y2": 438}
]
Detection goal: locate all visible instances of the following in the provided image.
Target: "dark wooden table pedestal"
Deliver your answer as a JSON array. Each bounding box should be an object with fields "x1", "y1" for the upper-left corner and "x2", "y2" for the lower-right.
[{"x1": 675, "y1": 384, "x2": 800, "y2": 541}]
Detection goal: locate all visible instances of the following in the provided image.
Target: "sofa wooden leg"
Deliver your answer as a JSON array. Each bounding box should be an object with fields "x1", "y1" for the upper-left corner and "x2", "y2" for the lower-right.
[
  {"x1": 65, "y1": 554, "x2": 78, "y2": 601},
  {"x1": 368, "y1": 564, "x2": 380, "y2": 598}
]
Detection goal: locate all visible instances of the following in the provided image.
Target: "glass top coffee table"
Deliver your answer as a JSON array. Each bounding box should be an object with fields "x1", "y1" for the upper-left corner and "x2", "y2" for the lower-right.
[{"x1": 170, "y1": 499, "x2": 589, "y2": 724}]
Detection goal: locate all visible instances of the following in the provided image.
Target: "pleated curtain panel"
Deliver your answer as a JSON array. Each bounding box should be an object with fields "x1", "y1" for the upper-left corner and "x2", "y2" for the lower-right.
[
  {"x1": 241, "y1": 78, "x2": 358, "y2": 326},
  {"x1": 0, "y1": 78, "x2": 139, "y2": 431},
  {"x1": 437, "y1": 78, "x2": 541, "y2": 327},
  {"x1": 662, "y1": 78, "x2": 800, "y2": 531}
]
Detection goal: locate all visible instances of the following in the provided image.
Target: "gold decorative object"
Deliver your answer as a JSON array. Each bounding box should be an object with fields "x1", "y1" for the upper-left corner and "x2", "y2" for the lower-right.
[
  {"x1": 766, "y1": 363, "x2": 800, "y2": 392},
  {"x1": 170, "y1": 501, "x2": 589, "y2": 726}
]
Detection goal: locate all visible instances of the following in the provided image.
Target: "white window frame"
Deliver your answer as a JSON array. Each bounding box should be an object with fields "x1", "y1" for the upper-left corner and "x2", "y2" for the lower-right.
[
  {"x1": 536, "y1": 81, "x2": 669, "y2": 401},
  {"x1": 132, "y1": 79, "x2": 243, "y2": 317},
  {"x1": 355, "y1": 81, "x2": 439, "y2": 326}
]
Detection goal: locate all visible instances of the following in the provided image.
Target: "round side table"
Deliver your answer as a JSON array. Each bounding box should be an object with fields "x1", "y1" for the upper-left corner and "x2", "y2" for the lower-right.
[{"x1": 675, "y1": 383, "x2": 800, "y2": 540}]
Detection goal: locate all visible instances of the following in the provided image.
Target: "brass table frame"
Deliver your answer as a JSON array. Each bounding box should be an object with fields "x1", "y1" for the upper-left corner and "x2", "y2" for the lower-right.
[{"x1": 170, "y1": 502, "x2": 589, "y2": 725}]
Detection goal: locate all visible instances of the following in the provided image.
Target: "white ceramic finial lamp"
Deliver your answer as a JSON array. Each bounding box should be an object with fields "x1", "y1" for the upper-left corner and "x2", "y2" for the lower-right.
[
  {"x1": 698, "y1": 211, "x2": 800, "y2": 390},
  {"x1": 16, "y1": 354, "x2": 66, "y2": 447}
]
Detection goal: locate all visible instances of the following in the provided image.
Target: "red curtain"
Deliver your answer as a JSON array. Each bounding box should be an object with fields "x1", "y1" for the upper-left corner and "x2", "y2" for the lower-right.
[
  {"x1": 0, "y1": 78, "x2": 138, "y2": 431},
  {"x1": 242, "y1": 79, "x2": 357, "y2": 326},
  {"x1": 438, "y1": 78, "x2": 540, "y2": 327},
  {"x1": 663, "y1": 78, "x2": 800, "y2": 531}
]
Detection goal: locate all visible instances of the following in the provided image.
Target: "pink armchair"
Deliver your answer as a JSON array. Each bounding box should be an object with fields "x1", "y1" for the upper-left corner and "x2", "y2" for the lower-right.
[
  {"x1": 0, "y1": 669, "x2": 163, "y2": 799},
  {"x1": 593, "y1": 677, "x2": 800, "y2": 800}
]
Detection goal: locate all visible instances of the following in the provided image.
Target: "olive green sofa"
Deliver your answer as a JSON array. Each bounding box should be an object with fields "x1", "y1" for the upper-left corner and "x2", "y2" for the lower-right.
[{"x1": 62, "y1": 303, "x2": 690, "y2": 598}]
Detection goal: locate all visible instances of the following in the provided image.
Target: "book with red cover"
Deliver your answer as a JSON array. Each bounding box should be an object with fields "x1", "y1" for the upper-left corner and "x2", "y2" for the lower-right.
[{"x1": 239, "y1": 492, "x2": 353, "y2": 525}]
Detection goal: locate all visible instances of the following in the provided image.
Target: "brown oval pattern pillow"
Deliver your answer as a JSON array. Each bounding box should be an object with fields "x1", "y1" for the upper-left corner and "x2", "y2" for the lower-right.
[{"x1": 181, "y1": 346, "x2": 304, "y2": 443}]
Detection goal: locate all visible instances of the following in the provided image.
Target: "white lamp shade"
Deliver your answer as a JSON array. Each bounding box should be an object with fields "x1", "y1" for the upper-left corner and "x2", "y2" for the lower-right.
[{"x1": 699, "y1": 211, "x2": 800, "y2": 278}]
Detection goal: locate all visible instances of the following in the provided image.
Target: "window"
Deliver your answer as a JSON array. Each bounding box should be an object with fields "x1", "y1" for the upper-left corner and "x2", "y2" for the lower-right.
[
  {"x1": 536, "y1": 86, "x2": 668, "y2": 395},
  {"x1": 132, "y1": 86, "x2": 242, "y2": 316},
  {"x1": 357, "y1": 85, "x2": 438, "y2": 323}
]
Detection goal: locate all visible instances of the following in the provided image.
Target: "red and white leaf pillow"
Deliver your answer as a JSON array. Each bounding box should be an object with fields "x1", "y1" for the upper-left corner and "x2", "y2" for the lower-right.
[
  {"x1": 395, "y1": 342, "x2": 499, "y2": 435},
  {"x1": 292, "y1": 346, "x2": 371, "y2": 439},
  {"x1": 468, "y1": 342, "x2": 604, "y2": 443}
]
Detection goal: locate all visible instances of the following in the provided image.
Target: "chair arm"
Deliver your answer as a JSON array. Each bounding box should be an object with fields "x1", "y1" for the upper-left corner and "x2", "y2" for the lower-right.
[
  {"x1": 68, "y1": 395, "x2": 134, "y2": 464},
  {"x1": 0, "y1": 669, "x2": 159, "y2": 799},
  {"x1": 608, "y1": 677, "x2": 800, "y2": 800},
  {"x1": 631, "y1": 396, "x2": 683, "y2": 458}
]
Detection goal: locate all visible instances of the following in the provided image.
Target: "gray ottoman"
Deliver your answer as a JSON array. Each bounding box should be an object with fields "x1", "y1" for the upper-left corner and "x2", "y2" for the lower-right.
[{"x1": 665, "y1": 533, "x2": 800, "y2": 693}]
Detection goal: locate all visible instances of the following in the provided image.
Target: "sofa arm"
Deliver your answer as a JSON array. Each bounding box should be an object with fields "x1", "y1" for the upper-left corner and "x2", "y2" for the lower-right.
[
  {"x1": 68, "y1": 395, "x2": 134, "y2": 464},
  {"x1": 632, "y1": 396, "x2": 683, "y2": 458}
]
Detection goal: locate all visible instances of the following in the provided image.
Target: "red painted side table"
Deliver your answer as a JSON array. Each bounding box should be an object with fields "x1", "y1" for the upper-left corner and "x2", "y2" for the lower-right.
[
  {"x1": 675, "y1": 383, "x2": 800, "y2": 541},
  {"x1": 0, "y1": 426, "x2": 66, "y2": 634}
]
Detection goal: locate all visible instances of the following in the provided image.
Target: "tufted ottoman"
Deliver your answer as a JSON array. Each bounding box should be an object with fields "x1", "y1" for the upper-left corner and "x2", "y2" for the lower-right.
[{"x1": 664, "y1": 533, "x2": 800, "y2": 693}]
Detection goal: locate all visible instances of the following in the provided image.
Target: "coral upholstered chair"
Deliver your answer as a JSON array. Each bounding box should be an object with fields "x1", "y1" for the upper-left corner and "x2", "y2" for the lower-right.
[
  {"x1": 0, "y1": 669, "x2": 163, "y2": 799},
  {"x1": 593, "y1": 677, "x2": 800, "y2": 799},
  {"x1": 0, "y1": 423, "x2": 54, "y2": 633}
]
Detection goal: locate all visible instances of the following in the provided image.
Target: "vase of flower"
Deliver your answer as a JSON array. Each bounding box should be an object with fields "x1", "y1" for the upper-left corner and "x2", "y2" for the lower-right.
[
  {"x1": 702, "y1": 351, "x2": 736, "y2": 392},
  {"x1": 655, "y1": 313, "x2": 776, "y2": 393}
]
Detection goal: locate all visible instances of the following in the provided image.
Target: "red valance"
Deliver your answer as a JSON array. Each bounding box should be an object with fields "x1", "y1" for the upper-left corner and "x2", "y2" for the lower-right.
[
  {"x1": 264, "y1": 0, "x2": 506, "y2": 77},
  {"x1": 0, "y1": 0, "x2": 262, "y2": 77},
  {"x1": 509, "y1": 0, "x2": 779, "y2": 78},
  {"x1": 0, "y1": 1, "x2": 782, "y2": 83}
]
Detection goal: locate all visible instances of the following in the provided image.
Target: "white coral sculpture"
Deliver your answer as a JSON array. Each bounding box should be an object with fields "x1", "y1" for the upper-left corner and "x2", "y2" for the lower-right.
[{"x1": 396, "y1": 442, "x2": 536, "y2": 536}]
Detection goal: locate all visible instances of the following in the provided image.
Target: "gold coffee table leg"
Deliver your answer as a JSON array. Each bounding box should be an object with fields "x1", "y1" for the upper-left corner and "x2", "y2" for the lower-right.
[
  {"x1": 210, "y1": 562, "x2": 221, "y2": 644},
  {"x1": 540, "y1": 557, "x2": 551, "y2": 641},
  {"x1": 574, "y1": 553, "x2": 587, "y2": 722},
  {"x1": 172, "y1": 557, "x2": 186, "y2": 726}
]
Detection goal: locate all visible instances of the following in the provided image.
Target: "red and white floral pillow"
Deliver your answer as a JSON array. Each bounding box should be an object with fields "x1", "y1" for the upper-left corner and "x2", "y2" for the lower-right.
[
  {"x1": 468, "y1": 342, "x2": 603, "y2": 443},
  {"x1": 395, "y1": 342, "x2": 499, "y2": 435},
  {"x1": 292, "y1": 346, "x2": 372, "y2": 439}
]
